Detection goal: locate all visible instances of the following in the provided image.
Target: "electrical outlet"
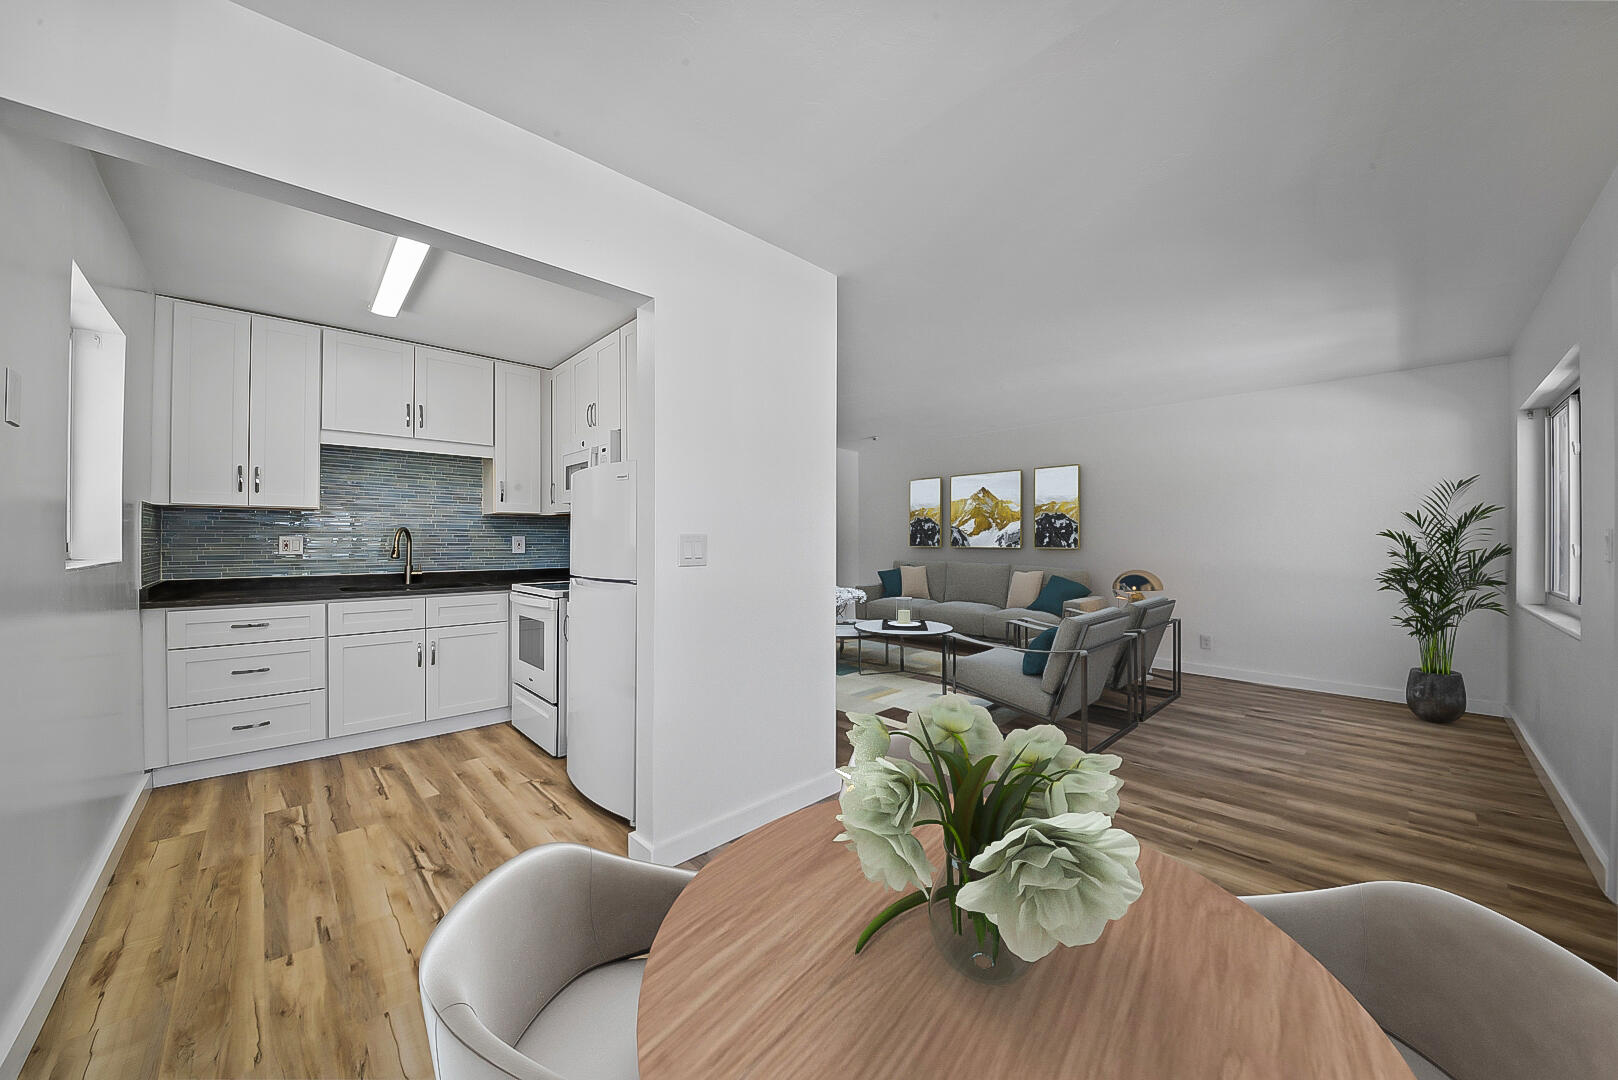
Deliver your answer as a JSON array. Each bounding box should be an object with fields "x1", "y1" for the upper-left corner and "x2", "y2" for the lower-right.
[
  {"x1": 511, "y1": 535, "x2": 525, "y2": 554},
  {"x1": 277, "y1": 535, "x2": 305, "y2": 555},
  {"x1": 1198, "y1": 634, "x2": 1212, "y2": 651}
]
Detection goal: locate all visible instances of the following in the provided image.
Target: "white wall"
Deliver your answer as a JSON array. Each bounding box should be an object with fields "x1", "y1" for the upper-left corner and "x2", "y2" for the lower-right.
[
  {"x1": 0, "y1": 0, "x2": 837, "y2": 870},
  {"x1": 1507, "y1": 155, "x2": 1618, "y2": 897},
  {"x1": 854, "y1": 357, "x2": 1512, "y2": 711},
  {"x1": 0, "y1": 127, "x2": 154, "y2": 1072},
  {"x1": 837, "y1": 447, "x2": 861, "y2": 585}
]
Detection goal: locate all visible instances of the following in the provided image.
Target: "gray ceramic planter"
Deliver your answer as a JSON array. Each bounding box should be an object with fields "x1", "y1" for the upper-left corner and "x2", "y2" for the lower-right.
[{"x1": 1406, "y1": 669, "x2": 1466, "y2": 723}]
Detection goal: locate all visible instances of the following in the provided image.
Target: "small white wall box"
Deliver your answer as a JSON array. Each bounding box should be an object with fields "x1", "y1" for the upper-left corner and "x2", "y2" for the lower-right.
[{"x1": 678, "y1": 534, "x2": 708, "y2": 567}]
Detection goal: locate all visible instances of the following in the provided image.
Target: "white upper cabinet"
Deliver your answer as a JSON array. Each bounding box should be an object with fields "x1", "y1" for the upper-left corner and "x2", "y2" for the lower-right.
[
  {"x1": 413, "y1": 345, "x2": 494, "y2": 446},
  {"x1": 247, "y1": 315, "x2": 322, "y2": 508},
  {"x1": 170, "y1": 301, "x2": 251, "y2": 506},
  {"x1": 485, "y1": 362, "x2": 545, "y2": 515},
  {"x1": 585, "y1": 329, "x2": 623, "y2": 435},
  {"x1": 548, "y1": 361, "x2": 576, "y2": 512},
  {"x1": 169, "y1": 301, "x2": 320, "y2": 508},
  {"x1": 321, "y1": 328, "x2": 415, "y2": 441},
  {"x1": 321, "y1": 330, "x2": 494, "y2": 455}
]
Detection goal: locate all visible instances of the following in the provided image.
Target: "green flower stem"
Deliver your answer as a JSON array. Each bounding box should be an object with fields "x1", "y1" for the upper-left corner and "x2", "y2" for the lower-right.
[{"x1": 854, "y1": 890, "x2": 927, "y2": 954}]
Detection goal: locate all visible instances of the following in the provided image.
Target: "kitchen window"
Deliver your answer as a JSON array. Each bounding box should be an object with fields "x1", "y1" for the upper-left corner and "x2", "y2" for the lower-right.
[
  {"x1": 65, "y1": 264, "x2": 126, "y2": 570},
  {"x1": 1545, "y1": 386, "x2": 1580, "y2": 612}
]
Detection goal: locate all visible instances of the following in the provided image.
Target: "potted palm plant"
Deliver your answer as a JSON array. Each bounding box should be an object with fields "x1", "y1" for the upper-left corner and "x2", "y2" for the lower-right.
[{"x1": 1376, "y1": 476, "x2": 1511, "y2": 723}]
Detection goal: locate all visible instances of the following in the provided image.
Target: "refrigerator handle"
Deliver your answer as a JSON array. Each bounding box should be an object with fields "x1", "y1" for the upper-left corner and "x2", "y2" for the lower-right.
[{"x1": 563, "y1": 614, "x2": 569, "y2": 641}]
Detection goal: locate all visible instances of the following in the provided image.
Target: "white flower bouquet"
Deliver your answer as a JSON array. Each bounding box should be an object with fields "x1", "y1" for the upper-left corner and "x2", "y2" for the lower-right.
[{"x1": 836, "y1": 695, "x2": 1142, "y2": 974}]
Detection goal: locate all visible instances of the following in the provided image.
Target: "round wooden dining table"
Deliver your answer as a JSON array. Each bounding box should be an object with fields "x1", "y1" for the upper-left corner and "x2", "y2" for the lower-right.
[{"x1": 637, "y1": 800, "x2": 1415, "y2": 1079}]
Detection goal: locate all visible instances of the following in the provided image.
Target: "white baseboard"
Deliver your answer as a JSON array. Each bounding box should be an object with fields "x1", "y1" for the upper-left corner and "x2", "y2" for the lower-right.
[
  {"x1": 150, "y1": 707, "x2": 510, "y2": 787},
  {"x1": 1162, "y1": 660, "x2": 1505, "y2": 718},
  {"x1": 1503, "y1": 712, "x2": 1611, "y2": 899},
  {"x1": 0, "y1": 773, "x2": 150, "y2": 1080},
  {"x1": 629, "y1": 769, "x2": 843, "y2": 867}
]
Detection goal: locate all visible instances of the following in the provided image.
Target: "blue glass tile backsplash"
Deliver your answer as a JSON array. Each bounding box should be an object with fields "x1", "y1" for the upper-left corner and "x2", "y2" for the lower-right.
[{"x1": 150, "y1": 445, "x2": 568, "y2": 582}]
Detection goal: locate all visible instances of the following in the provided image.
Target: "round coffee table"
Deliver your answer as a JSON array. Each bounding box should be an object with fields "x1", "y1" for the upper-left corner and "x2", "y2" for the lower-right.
[{"x1": 852, "y1": 619, "x2": 953, "y2": 687}]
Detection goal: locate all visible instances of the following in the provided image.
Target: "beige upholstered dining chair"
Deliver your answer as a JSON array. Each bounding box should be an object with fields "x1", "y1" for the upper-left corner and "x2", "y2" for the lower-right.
[
  {"x1": 1243, "y1": 882, "x2": 1618, "y2": 1080},
  {"x1": 420, "y1": 843, "x2": 695, "y2": 1080}
]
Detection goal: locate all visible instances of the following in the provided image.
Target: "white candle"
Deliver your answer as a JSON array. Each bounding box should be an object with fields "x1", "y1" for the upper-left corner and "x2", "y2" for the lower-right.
[{"x1": 897, "y1": 608, "x2": 911, "y2": 623}]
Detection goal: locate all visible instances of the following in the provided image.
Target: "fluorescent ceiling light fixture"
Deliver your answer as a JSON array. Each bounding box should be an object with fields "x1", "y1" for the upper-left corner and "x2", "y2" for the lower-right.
[{"x1": 370, "y1": 237, "x2": 430, "y2": 317}]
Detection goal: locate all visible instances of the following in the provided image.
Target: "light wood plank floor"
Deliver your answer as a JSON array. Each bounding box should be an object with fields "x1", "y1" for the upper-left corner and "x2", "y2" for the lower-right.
[
  {"x1": 27, "y1": 674, "x2": 1616, "y2": 1078},
  {"x1": 840, "y1": 672, "x2": 1617, "y2": 975},
  {"x1": 21, "y1": 724, "x2": 626, "y2": 1080}
]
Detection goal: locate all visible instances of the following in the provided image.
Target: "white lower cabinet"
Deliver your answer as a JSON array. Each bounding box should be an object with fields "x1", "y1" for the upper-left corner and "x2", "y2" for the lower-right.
[
  {"x1": 169, "y1": 691, "x2": 326, "y2": 764},
  {"x1": 328, "y1": 628, "x2": 428, "y2": 737},
  {"x1": 152, "y1": 592, "x2": 513, "y2": 777},
  {"x1": 428, "y1": 621, "x2": 510, "y2": 721}
]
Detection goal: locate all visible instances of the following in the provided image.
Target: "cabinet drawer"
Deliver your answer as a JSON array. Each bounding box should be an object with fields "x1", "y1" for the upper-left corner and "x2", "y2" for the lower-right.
[
  {"x1": 166, "y1": 603, "x2": 325, "y2": 648},
  {"x1": 427, "y1": 592, "x2": 510, "y2": 628},
  {"x1": 167, "y1": 639, "x2": 326, "y2": 707},
  {"x1": 327, "y1": 597, "x2": 427, "y2": 636},
  {"x1": 168, "y1": 690, "x2": 325, "y2": 765}
]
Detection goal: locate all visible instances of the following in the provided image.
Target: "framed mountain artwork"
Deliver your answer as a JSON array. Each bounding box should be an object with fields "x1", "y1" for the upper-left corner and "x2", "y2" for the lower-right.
[
  {"x1": 949, "y1": 469, "x2": 1023, "y2": 548},
  {"x1": 1033, "y1": 465, "x2": 1081, "y2": 549},
  {"x1": 909, "y1": 477, "x2": 943, "y2": 548}
]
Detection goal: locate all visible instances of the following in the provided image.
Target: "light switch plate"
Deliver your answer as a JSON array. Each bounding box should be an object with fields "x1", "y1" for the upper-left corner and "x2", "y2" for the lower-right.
[
  {"x1": 678, "y1": 534, "x2": 708, "y2": 567},
  {"x1": 277, "y1": 535, "x2": 305, "y2": 555},
  {"x1": 511, "y1": 535, "x2": 525, "y2": 554},
  {"x1": 3, "y1": 366, "x2": 20, "y2": 427}
]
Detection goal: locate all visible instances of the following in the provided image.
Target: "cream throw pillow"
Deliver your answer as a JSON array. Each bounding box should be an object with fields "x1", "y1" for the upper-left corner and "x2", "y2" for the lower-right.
[
  {"x1": 899, "y1": 564, "x2": 931, "y2": 600},
  {"x1": 1006, "y1": 570, "x2": 1044, "y2": 610}
]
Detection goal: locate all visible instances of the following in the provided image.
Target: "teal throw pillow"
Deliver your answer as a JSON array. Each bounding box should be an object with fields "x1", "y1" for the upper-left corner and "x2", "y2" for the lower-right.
[
  {"x1": 876, "y1": 568, "x2": 902, "y2": 597},
  {"x1": 1023, "y1": 626, "x2": 1058, "y2": 676},
  {"x1": 1029, "y1": 574, "x2": 1091, "y2": 616}
]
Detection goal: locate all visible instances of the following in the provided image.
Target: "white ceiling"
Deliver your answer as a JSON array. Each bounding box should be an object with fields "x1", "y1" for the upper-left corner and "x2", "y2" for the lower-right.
[
  {"x1": 233, "y1": 0, "x2": 1618, "y2": 438},
  {"x1": 94, "y1": 155, "x2": 636, "y2": 367}
]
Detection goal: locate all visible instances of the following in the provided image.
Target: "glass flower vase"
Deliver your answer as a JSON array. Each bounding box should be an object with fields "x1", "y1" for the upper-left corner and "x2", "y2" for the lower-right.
[{"x1": 927, "y1": 861, "x2": 1029, "y2": 984}]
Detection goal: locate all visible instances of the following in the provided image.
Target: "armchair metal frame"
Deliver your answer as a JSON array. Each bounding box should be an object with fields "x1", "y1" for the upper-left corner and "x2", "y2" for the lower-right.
[{"x1": 1130, "y1": 617, "x2": 1183, "y2": 722}]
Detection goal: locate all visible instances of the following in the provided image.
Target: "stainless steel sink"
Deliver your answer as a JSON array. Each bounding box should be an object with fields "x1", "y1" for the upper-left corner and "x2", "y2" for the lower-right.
[{"x1": 336, "y1": 579, "x2": 475, "y2": 593}]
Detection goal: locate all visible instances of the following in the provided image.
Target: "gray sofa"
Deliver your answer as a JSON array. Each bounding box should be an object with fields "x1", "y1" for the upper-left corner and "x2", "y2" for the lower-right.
[{"x1": 850, "y1": 560, "x2": 1094, "y2": 640}]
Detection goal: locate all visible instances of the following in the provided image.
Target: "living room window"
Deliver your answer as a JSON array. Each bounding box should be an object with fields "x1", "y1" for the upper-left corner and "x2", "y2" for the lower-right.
[{"x1": 1545, "y1": 386, "x2": 1580, "y2": 612}]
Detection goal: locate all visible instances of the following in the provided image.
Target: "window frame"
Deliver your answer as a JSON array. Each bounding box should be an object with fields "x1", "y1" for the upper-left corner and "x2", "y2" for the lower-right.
[{"x1": 1544, "y1": 386, "x2": 1581, "y2": 614}]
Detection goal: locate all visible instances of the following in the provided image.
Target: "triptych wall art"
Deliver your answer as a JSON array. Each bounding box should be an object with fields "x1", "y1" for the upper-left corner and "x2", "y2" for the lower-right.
[{"x1": 908, "y1": 466, "x2": 1080, "y2": 550}]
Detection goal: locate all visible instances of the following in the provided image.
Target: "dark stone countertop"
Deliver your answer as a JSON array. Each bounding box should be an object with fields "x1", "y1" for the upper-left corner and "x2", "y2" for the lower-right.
[{"x1": 140, "y1": 567, "x2": 569, "y2": 609}]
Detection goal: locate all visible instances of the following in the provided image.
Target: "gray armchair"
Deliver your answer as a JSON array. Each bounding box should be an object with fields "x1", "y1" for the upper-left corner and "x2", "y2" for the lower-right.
[
  {"x1": 947, "y1": 607, "x2": 1138, "y2": 751},
  {"x1": 1243, "y1": 882, "x2": 1618, "y2": 1080},
  {"x1": 1107, "y1": 596, "x2": 1181, "y2": 721},
  {"x1": 419, "y1": 843, "x2": 695, "y2": 1080}
]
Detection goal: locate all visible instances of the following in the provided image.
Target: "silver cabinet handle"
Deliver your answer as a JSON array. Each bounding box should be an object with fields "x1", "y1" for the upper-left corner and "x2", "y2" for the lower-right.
[
  {"x1": 405, "y1": 402, "x2": 413, "y2": 429},
  {"x1": 230, "y1": 622, "x2": 270, "y2": 629},
  {"x1": 417, "y1": 643, "x2": 423, "y2": 667},
  {"x1": 253, "y1": 465, "x2": 261, "y2": 493},
  {"x1": 230, "y1": 719, "x2": 272, "y2": 732},
  {"x1": 229, "y1": 667, "x2": 271, "y2": 676},
  {"x1": 499, "y1": 480, "x2": 506, "y2": 503},
  {"x1": 551, "y1": 482, "x2": 556, "y2": 501},
  {"x1": 236, "y1": 464, "x2": 244, "y2": 492},
  {"x1": 418, "y1": 403, "x2": 425, "y2": 429},
  {"x1": 430, "y1": 640, "x2": 437, "y2": 665}
]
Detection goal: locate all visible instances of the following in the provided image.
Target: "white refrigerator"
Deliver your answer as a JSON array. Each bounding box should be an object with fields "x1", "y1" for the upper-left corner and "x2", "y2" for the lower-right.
[{"x1": 567, "y1": 462, "x2": 637, "y2": 820}]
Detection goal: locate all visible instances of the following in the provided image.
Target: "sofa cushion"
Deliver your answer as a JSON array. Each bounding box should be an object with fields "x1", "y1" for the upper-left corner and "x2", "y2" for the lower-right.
[
  {"x1": 894, "y1": 559, "x2": 949, "y2": 596},
  {"x1": 921, "y1": 601, "x2": 998, "y2": 638},
  {"x1": 899, "y1": 564, "x2": 933, "y2": 600},
  {"x1": 865, "y1": 596, "x2": 938, "y2": 621},
  {"x1": 1030, "y1": 574, "x2": 1091, "y2": 617},
  {"x1": 1023, "y1": 626, "x2": 1058, "y2": 676},
  {"x1": 947, "y1": 562, "x2": 1013, "y2": 606},
  {"x1": 876, "y1": 568, "x2": 902, "y2": 597},
  {"x1": 982, "y1": 607, "x2": 1059, "y2": 642},
  {"x1": 1006, "y1": 570, "x2": 1044, "y2": 610},
  {"x1": 952, "y1": 649, "x2": 1054, "y2": 718}
]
